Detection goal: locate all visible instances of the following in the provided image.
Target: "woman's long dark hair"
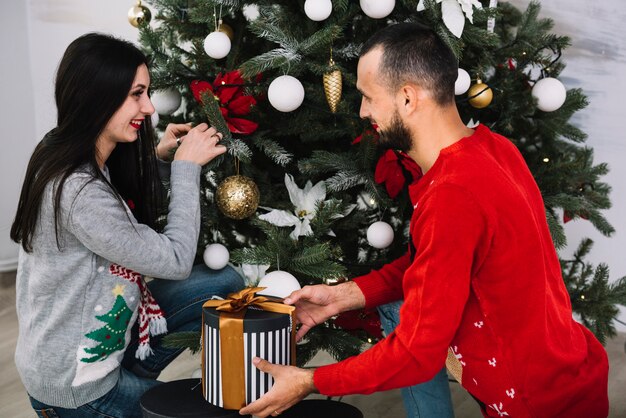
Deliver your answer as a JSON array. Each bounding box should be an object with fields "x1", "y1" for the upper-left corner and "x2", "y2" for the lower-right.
[{"x1": 11, "y1": 33, "x2": 162, "y2": 252}]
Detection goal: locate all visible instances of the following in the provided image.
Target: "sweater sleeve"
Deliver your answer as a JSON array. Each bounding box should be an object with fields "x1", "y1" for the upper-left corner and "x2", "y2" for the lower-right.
[
  {"x1": 314, "y1": 184, "x2": 489, "y2": 395},
  {"x1": 352, "y1": 252, "x2": 411, "y2": 308},
  {"x1": 67, "y1": 161, "x2": 201, "y2": 279}
]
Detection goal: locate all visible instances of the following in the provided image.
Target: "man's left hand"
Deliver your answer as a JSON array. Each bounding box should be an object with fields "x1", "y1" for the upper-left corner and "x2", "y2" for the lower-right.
[{"x1": 239, "y1": 357, "x2": 316, "y2": 417}]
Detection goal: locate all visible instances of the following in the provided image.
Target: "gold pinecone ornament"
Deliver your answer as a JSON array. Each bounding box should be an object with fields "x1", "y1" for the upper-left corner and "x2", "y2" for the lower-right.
[
  {"x1": 323, "y1": 58, "x2": 342, "y2": 113},
  {"x1": 128, "y1": 0, "x2": 151, "y2": 27},
  {"x1": 215, "y1": 175, "x2": 260, "y2": 220}
]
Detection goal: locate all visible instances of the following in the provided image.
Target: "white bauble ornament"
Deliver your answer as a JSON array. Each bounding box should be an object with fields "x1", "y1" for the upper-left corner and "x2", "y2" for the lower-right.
[
  {"x1": 304, "y1": 0, "x2": 332, "y2": 21},
  {"x1": 532, "y1": 77, "x2": 566, "y2": 112},
  {"x1": 203, "y1": 243, "x2": 230, "y2": 270},
  {"x1": 257, "y1": 271, "x2": 302, "y2": 299},
  {"x1": 455, "y1": 68, "x2": 471, "y2": 95},
  {"x1": 203, "y1": 31, "x2": 231, "y2": 59},
  {"x1": 367, "y1": 221, "x2": 394, "y2": 249},
  {"x1": 150, "y1": 111, "x2": 159, "y2": 128},
  {"x1": 151, "y1": 88, "x2": 182, "y2": 115},
  {"x1": 191, "y1": 368, "x2": 202, "y2": 379},
  {"x1": 268, "y1": 75, "x2": 305, "y2": 112},
  {"x1": 360, "y1": 0, "x2": 395, "y2": 19}
]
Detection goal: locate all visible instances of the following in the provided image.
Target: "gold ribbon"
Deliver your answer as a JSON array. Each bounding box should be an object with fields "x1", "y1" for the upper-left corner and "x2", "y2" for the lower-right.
[{"x1": 202, "y1": 287, "x2": 296, "y2": 409}]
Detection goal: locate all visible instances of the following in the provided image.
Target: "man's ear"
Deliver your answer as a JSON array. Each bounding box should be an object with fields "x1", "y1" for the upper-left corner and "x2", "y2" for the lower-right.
[{"x1": 399, "y1": 84, "x2": 422, "y2": 116}]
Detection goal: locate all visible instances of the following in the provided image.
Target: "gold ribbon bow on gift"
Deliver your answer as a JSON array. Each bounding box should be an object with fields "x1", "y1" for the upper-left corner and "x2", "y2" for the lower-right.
[{"x1": 202, "y1": 287, "x2": 296, "y2": 409}]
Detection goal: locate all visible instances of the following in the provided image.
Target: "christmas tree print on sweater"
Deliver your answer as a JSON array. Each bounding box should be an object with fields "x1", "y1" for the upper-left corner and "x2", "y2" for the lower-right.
[
  {"x1": 72, "y1": 282, "x2": 138, "y2": 387},
  {"x1": 81, "y1": 284, "x2": 132, "y2": 363},
  {"x1": 71, "y1": 263, "x2": 166, "y2": 387}
]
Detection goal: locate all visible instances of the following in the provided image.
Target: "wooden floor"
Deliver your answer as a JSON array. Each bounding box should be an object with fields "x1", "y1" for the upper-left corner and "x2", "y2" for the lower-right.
[{"x1": 1, "y1": 271, "x2": 624, "y2": 417}]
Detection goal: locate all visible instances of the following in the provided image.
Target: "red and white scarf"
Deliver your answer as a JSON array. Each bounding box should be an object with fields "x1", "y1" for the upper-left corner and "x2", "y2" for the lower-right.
[{"x1": 110, "y1": 264, "x2": 167, "y2": 360}]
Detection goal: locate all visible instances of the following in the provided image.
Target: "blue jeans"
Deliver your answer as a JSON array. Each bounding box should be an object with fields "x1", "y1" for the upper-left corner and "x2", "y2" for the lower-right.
[
  {"x1": 29, "y1": 263, "x2": 245, "y2": 418},
  {"x1": 378, "y1": 300, "x2": 455, "y2": 418}
]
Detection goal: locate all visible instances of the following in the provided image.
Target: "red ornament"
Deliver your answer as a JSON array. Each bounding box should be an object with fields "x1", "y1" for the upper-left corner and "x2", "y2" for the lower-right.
[
  {"x1": 352, "y1": 124, "x2": 379, "y2": 145},
  {"x1": 563, "y1": 210, "x2": 589, "y2": 223},
  {"x1": 190, "y1": 70, "x2": 259, "y2": 135},
  {"x1": 352, "y1": 125, "x2": 422, "y2": 198},
  {"x1": 334, "y1": 307, "x2": 383, "y2": 339},
  {"x1": 375, "y1": 150, "x2": 422, "y2": 199},
  {"x1": 126, "y1": 199, "x2": 135, "y2": 211}
]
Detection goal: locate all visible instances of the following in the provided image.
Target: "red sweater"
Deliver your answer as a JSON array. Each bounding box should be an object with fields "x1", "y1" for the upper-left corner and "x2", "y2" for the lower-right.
[{"x1": 314, "y1": 125, "x2": 609, "y2": 417}]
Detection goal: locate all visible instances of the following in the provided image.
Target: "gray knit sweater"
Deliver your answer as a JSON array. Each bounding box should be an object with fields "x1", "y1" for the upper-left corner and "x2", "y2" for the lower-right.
[{"x1": 15, "y1": 160, "x2": 201, "y2": 408}]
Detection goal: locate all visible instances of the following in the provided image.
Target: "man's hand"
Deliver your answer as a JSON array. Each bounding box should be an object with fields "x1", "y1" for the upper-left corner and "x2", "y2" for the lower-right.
[
  {"x1": 284, "y1": 281, "x2": 366, "y2": 341},
  {"x1": 239, "y1": 358, "x2": 316, "y2": 417}
]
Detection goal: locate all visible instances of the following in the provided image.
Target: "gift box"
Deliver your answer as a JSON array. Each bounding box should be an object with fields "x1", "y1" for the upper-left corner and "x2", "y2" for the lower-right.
[{"x1": 202, "y1": 287, "x2": 296, "y2": 410}]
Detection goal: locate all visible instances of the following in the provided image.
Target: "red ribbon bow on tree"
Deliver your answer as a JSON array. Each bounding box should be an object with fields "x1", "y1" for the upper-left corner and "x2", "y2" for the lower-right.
[{"x1": 190, "y1": 70, "x2": 259, "y2": 135}]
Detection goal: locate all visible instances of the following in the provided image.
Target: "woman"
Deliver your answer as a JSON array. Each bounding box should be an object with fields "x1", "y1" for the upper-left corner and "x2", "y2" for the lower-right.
[{"x1": 10, "y1": 33, "x2": 244, "y2": 417}]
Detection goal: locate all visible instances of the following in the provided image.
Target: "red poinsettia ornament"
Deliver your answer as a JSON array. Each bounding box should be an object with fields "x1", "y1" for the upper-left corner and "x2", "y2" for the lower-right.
[
  {"x1": 375, "y1": 150, "x2": 422, "y2": 199},
  {"x1": 190, "y1": 70, "x2": 258, "y2": 135},
  {"x1": 334, "y1": 307, "x2": 383, "y2": 340},
  {"x1": 352, "y1": 125, "x2": 422, "y2": 198}
]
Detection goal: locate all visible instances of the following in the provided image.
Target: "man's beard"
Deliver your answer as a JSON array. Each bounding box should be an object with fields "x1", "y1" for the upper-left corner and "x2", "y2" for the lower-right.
[{"x1": 378, "y1": 111, "x2": 412, "y2": 152}]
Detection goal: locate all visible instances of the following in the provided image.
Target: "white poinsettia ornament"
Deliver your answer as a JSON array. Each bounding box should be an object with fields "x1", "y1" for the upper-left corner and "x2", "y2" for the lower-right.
[
  {"x1": 240, "y1": 263, "x2": 270, "y2": 287},
  {"x1": 417, "y1": 0, "x2": 483, "y2": 38},
  {"x1": 259, "y1": 174, "x2": 327, "y2": 240}
]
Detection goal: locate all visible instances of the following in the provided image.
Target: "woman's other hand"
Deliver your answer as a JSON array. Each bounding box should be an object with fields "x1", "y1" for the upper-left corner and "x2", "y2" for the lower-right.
[
  {"x1": 156, "y1": 123, "x2": 192, "y2": 161},
  {"x1": 174, "y1": 123, "x2": 227, "y2": 165}
]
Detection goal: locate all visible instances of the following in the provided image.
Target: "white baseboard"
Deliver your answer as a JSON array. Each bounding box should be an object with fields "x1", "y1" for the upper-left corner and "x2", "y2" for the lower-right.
[{"x1": 0, "y1": 257, "x2": 18, "y2": 272}]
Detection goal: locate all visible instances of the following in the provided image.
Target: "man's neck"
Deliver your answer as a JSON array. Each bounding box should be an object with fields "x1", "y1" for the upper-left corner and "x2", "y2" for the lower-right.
[{"x1": 406, "y1": 106, "x2": 474, "y2": 173}]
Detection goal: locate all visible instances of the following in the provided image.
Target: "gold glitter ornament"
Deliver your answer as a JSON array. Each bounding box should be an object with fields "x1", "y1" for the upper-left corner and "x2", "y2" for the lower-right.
[
  {"x1": 467, "y1": 79, "x2": 493, "y2": 109},
  {"x1": 216, "y1": 175, "x2": 260, "y2": 219},
  {"x1": 128, "y1": 0, "x2": 151, "y2": 27},
  {"x1": 323, "y1": 57, "x2": 342, "y2": 113}
]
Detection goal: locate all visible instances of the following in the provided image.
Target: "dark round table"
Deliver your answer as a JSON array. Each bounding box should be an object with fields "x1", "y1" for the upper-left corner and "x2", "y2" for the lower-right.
[{"x1": 140, "y1": 379, "x2": 363, "y2": 418}]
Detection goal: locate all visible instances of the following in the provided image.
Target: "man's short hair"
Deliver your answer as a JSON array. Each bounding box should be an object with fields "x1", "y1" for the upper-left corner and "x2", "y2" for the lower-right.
[{"x1": 360, "y1": 22, "x2": 458, "y2": 105}]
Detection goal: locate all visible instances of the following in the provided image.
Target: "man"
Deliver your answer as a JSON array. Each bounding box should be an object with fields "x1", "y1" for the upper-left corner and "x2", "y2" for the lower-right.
[{"x1": 240, "y1": 23, "x2": 609, "y2": 418}]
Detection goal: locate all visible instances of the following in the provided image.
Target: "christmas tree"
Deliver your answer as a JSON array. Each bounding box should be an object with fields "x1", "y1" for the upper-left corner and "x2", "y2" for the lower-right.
[{"x1": 134, "y1": 0, "x2": 626, "y2": 362}]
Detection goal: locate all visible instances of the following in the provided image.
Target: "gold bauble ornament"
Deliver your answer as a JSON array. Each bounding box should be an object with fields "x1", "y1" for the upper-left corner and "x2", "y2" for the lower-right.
[
  {"x1": 218, "y1": 23, "x2": 235, "y2": 41},
  {"x1": 323, "y1": 57, "x2": 342, "y2": 113},
  {"x1": 216, "y1": 175, "x2": 260, "y2": 220},
  {"x1": 467, "y1": 79, "x2": 493, "y2": 109},
  {"x1": 128, "y1": 1, "x2": 151, "y2": 27}
]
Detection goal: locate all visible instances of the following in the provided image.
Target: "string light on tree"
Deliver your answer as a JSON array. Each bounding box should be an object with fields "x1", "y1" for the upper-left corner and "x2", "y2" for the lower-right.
[
  {"x1": 304, "y1": 0, "x2": 333, "y2": 21},
  {"x1": 360, "y1": 0, "x2": 395, "y2": 19},
  {"x1": 128, "y1": 0, "x2": 151, "y2": 27},
  {"x1": 455, "y1": 68, "x2": 471, "y2": 95},
  {"x1": 467, "y1": 79, "x2": 493, "y2": 109},
  {"x1": 367, "y1": 221, "x2": 394, "y2": 249},
  {"x1": 216, "y1": 175, "x2": 260, "y2": 220},
  {"x1": 151, "y1": 88, "x2": 182, "y2": 115},
  {"x1": 268, "y1": 75, "x2": 305, "y2": 112},
  {"x1": 257, "y1": 270, "x2": 302, "y2": 298},
  {"x1": 532, "y1": 77, "x2": 566, "y2": 112},
  {"x1": 203, "y1": 243, "x2": 230, "y2": 270}
]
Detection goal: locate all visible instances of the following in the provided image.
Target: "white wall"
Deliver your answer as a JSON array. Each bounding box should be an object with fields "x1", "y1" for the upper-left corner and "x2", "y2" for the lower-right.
[
  {"x1": 0, "y1": 0, "x2": 139, "y2": 272},
  {"x1": 508, "y1": 0, "x2": 626, "y2": 330},
  {"x1": 0, "y1": 0, "x2": 37, "y2": 271},
  {"x1": 1, "y1": 0, "x2": 624, "y2": 327}
]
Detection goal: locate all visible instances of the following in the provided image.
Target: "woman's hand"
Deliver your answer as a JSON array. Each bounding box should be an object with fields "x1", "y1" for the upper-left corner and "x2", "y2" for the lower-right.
[
  {"x1": 174, "y1": 123, "x2": 227, "y2": 165},
  {"x1": 156, "y1": 123, "x2": 192, "y2": 161}
]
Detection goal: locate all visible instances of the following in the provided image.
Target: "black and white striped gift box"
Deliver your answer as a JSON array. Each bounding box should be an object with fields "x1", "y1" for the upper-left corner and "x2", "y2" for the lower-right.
[{"x1": 202, "y1": 306, "x2": 294, "y2": 408}]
